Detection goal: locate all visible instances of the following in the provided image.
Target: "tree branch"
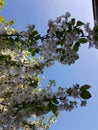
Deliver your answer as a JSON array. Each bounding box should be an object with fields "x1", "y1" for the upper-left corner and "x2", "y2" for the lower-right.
[{"x1": 0, "y1": 102, "x2": 9, "y2": 106}]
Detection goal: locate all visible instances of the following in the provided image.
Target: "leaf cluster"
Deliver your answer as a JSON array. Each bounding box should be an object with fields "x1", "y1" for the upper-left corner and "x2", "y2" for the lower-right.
[{"x1": 80, "y1": 85, "x2": 91, "y2": 99}]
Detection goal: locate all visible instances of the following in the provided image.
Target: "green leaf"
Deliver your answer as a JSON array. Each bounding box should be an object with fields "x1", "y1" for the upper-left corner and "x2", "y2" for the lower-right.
[
  {"x1": 71, "y1": 18, "x2": 75, "y2": 25},
  {"x1": 56, "y1": 31, "x2": 63, "y2": 38},
  {"x1": 68, "y1": 23, "x2": 72, "y2": 31},
  {"x1": 80, "y1": 91, "x2": 91, "y2": 99},
  {"x1": 52, "y1": 97, "x2": 59, "y2": 104},
  {"x1": 35, "y1": 34, "x2": 40, "y2": 40},
  {"x1": 80, "y1": 85, "x2": 91, "y2": 91},
  {"x1": 28, "y1": 77, "x2": 39, "y2": 88},
  {"x1": 60, "y1": 55, "x2": 65, "y2": 61},
  {"x1": 66, "y1": 88, "x2": 72, "y2": 95},
  {"x1": 73, "y1": 42, "x2": 80, "y2": 52},
  {"x1": 31, "y1": 24, "x2": 35, "y2": 30},
  {"x1": 48, "y1": 102, "x2": 57, "y2": 114},
  {"x1": 94, "y1": 35, "x2": 98, "y2": 41},
  {"x1": 32, "y1": 30, "x2": 38, "y2": 35},
  {"x1": 76, "y1": 21, "x2": 84, "y2": 26},
  {"x1": 79, "y1": 38, "x2": 87, "y2": 43},
  {"x1": 28, "y1": 48, "x2": 39, "y2": 56},
  {"x1": 29, "y1": 49, "x2": 36, "y2": 56},
  {"x1": 93, "y1": 25, "x2": 98, "y2": 33},
  {"x1": 51, "y1": 105, "x2": 57, "y2": 114},
  {"x1": 75, "y1": 28, "x2": 84, "y2": 36}
]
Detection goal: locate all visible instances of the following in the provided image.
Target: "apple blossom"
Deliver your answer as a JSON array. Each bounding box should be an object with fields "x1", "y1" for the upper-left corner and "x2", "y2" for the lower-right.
[{"x1": 0, "y1": 11, "x2": 93, "y2": 130}]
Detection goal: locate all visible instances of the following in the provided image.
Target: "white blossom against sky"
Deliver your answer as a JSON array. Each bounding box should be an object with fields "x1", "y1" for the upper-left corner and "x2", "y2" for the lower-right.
[{"x1": 1, "y1": 0, "x2": 98, "y2": 130}]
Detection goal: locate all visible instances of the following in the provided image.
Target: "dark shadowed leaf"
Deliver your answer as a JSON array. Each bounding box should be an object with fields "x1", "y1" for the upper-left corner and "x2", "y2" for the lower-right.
[
  {"x1": 80, "y1": 85, "x2": 91, "y2": 91},
  {"x1": 66, "y1": 88, "x2": 72, "y2": 95},
  {"x1": 48, "y1": 102, "x2": 57, "y2": 114},
  {"x1": 56, "y1": 31, "x2": 63, "y2": 38},
  {"x1": 94, "y1": 35, "x2": 98, "y2": 41},
  {"x1": 73, "y1": 42, "x2": 80, "y2": 52},
  {"x1": 52, "y1": 97, "x2": 59, "y2": 104},
  {"x1": 71, "y1": 18, "x2": 75, "y2": 25},
  {"x1": 79, "y1": 38, "x2": 87, "y2": 43},
  {"x1": 93, "y1": 25, "x2": 98, "y2": 33},
  {"x1": 76, "y1": 21, "x2": 84, "y2": 26},
  {"x1": 80, "y1": 91, "x2": 91, "y2": 99},
  {"x1": 75, "y1": 28, "x2": 84, "y2": 36}
]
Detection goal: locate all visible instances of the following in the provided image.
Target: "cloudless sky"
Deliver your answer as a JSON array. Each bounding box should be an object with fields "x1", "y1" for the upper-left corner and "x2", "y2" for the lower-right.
[{"x1": 1, "y1": 0, "x2": 98, "y2": 130}]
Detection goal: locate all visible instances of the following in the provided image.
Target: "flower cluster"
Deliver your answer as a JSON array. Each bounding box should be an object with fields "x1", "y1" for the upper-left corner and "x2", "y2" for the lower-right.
[
  {"x1": 39, "y1": 12, "x2": 82, "y2": 65},
  {"x1": 84, "y1": 22, "x2": 98, "y2": 49},
  {"x1": 0, "y1": 12, "x2": 92, "y2": 130},
  {"x1": 0, "y1": 79, "x2": 87, "y2": 129}
]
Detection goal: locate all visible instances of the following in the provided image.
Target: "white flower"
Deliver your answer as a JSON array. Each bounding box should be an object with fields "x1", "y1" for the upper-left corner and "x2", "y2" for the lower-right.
[
  {"x1": 65, "y1": 12, "x2": 71, "y2": 18},
  {"x1": 0, "y1": 28, "x2": 7, "y2": 34},
  {"x1": 48, "y1": 19, "x2": 54, "y2": 28},
  {"x1": 55, "y1": 17, "x2": 61, "y2": 23}
]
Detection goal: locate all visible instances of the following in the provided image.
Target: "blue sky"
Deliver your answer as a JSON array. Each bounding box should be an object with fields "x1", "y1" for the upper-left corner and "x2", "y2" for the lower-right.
[{"x1": 1, "y1": 0, "x2": 98, "y2": 130}]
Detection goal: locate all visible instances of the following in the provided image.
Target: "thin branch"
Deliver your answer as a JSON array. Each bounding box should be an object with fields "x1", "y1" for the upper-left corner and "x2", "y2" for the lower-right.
[
  {"x1": 0, "y1": 33, "x2": 48, "y2": 40},
  {"x1": 0, "y1": 34, "x2": 22, "y2": 37},
  {"x1": 0, "y1": 102, "x2": 9, "y2": 106}
]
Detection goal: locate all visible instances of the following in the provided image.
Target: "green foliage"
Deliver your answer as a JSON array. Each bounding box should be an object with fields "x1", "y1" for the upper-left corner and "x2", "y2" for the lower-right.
[
  {"x1": 28, "y1": 48, "x2": 40, "y2": 56},
  {"x1": 71, "y1": 18, "x2": 75, "y2": 25},
  {"x1": 56, "y1": 31, "x2": 63, "y2": 39},
  {"x1": 68, "y1": 22, "x2": 72, "y2": 31},
  {"x1": 80, "y1": 85, "x2": 91, "y2": 91},
  {"x1": 0, "y1": 54, "x2": 11, "y2": 63},
  {"x1": 74, "y1": 27, "x2": 84, "y2": 36},
  {"x1": 93, "y1": 25, "x2": 98, "y2": 33},
  {"x1": 79, "y1": 38, "x2": 88, "y2": 43},
  {"x1": 80, "y1": 85, "x2": 91, "y2": 99},
  {"x1": 28, "y1": 76, "x2": 40, "y2": 88},
  {"x1": 80, "y1": 91, "x2": 91, "y2": 99},
  {"x1": 52, "y1": 97, "x2": 59, "y2": 104},
  {"x1": 73, "y1": 42, "x2": 80, "y2": 52},
  {"x1": 76, "y1": 20, "x2": 84, "y2": 27},
  {"x1": 48, "y1": 102, "x2": 57, "y2": 114},
  {"x1": 0, "y1": 0, "x2": 4, "y2": 10},
  {"x1": 66, "y1": 88, "x2": 72, "y2": 95},
  {"x1": 94, "y1": 35, "x2": 98, "y2": 41},
  {"x1": 0, "y1": 7, "x2": 93, "y2": 129},
  {"x1": 93, "y1": 26, "x2": 98, "y2": 41},
  {"x1": 29, "y1": 25, "x2": 40, "y2": 41}
]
